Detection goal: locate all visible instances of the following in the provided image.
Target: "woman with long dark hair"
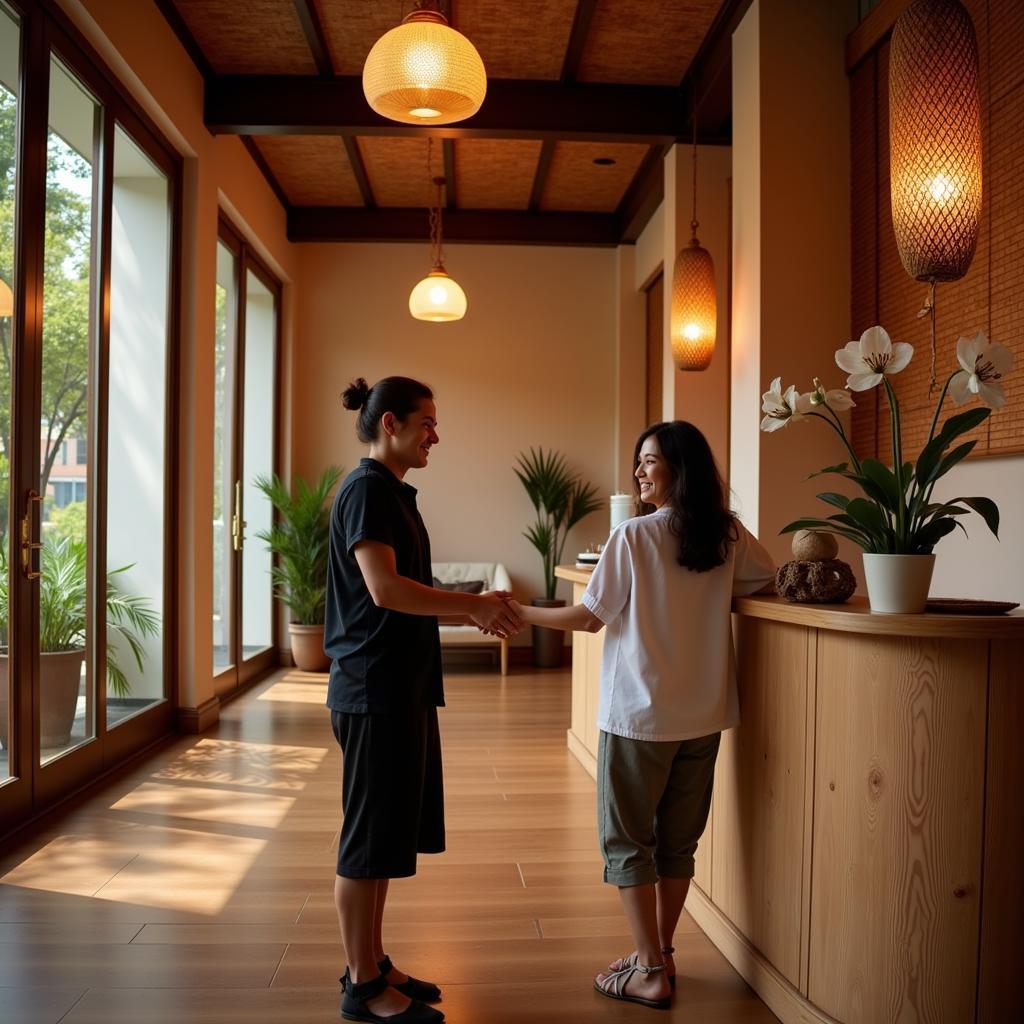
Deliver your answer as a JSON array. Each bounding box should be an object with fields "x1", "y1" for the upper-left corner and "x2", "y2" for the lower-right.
[
  {"x1": 510, "y1": 420, "x2": 774, "y2": 1009},
  {"x1": 326, "y1": 376, "x2": 522, "y2": 1024}
]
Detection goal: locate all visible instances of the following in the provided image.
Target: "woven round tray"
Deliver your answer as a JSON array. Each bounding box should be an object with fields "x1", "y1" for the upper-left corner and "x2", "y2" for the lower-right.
[{"x1": 924, "y1": 598, "x2": 1019, "y2": 615}]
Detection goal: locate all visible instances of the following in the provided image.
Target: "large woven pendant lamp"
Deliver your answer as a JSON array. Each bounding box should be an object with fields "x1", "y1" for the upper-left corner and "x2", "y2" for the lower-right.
[
  {"x1": 670, "y1": 111, "x2": 716, "y2": 371},
  {"x1": 409, "y1": 151, "x2": 466, "y2": 322},
  {"x1": 890, "y1": 0, "x2": 982, "y2": 386},
  {"x1": 363, "y1": 0, "x2": 486, "y2": 126}
]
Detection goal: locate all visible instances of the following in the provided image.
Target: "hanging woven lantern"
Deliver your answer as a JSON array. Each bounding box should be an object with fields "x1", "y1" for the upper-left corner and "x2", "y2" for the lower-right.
[
  {"x1": 889, "y1": 0, "x2": 982, "y2": 282},
  {"x1": 363, "y1": 1, "x2": 486, "y2": 127},
  {"x1": 671, "y1": 241, "x2": 716, "y2": 371}
]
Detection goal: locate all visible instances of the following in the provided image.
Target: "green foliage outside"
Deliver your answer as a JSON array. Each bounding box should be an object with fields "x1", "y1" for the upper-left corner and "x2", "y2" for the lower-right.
[
  {"x1": 254, "y1": 467, "x2": 343, "y2": 625},
  {"x1": 48, "y1": 499, "x2": 87, "y2": 543}
]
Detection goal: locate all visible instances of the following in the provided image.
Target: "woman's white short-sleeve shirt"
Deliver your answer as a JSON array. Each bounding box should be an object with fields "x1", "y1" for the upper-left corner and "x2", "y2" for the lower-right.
[{"x1": 581, "y1": 508, "x2": 775, "y2": 742}]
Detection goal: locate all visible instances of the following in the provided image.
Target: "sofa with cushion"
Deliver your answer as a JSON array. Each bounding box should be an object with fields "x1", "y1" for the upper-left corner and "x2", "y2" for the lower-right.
[{"x1": 431, "y1": 562, "x2": 512, "y2": 675}]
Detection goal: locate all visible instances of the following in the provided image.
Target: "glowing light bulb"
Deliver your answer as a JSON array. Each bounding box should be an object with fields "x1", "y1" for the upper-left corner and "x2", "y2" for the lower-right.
[
  {"x1": 682, "y1": 323, "x2": 701, "y2": 341},
  {"x1": 429, "y1": 284, "x2": 448, "y2": 305},
  {"x1": 927, "y1": 173, "x2": 956, "y2": 203}
]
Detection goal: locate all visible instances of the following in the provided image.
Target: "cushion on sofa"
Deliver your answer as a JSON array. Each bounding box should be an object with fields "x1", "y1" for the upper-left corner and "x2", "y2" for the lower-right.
[{"x1": 433, "y1": 578, "x2": 485, "y2": 594}]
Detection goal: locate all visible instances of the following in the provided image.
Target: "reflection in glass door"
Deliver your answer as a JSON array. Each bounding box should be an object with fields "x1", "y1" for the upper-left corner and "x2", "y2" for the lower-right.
[
  {"x1": 213, "y1": 223, "x2": 279, "y2": 692},
  {"x1": 38, "y1": 56, "x2": 97, "y2": 765},
  {"x1": 0, "y1": 2, "x2": 18, "y2": 784}
]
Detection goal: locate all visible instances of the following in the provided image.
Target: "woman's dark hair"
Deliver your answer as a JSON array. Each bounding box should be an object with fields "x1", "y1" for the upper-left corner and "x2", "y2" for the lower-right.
[
  {"x1": 633, "y1": 420, "x2": 737, "y2": 573},
  {"x1": 341, "y1": 376, "x2": 434, "y2": 443}
]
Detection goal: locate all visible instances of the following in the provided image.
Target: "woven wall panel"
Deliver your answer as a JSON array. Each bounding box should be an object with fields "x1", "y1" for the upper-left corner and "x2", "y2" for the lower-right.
[
  {"x1": 171, "y1": 0, "x2": 317, "y2": 74},
  {"x1": 850, "y1": 1, "x2": 1022, "y2": 461},
  {"x1": 252, "y1": 137, "x2": 363, "y2": 206},
  {"x1": 577, "y1": 0, "x2": 723, "y2": 85},
  {"x1": 540, "y1": 141, "x2": 648, "y2": 212},
  {"x1": 457, "y1": 0, "x2": 578, "y2": 80},
  {"x1": 357, "y1": 137, "x2": 435, "y2": 208},
  {"x1": 454, "y1": 139, "x2": 542, "y2": 209}
]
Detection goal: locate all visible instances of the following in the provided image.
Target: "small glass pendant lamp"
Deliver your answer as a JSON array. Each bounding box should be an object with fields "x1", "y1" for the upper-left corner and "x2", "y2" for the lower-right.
[
  {"x1": 363, "y1": 0, "x2": 487, "y2": 127},
  {"x1": 409, "y1": 172, "x2": 466, "y2": 322},
  {"x1": 670, "y1": 110, "x2": 716, "y2": 371}
]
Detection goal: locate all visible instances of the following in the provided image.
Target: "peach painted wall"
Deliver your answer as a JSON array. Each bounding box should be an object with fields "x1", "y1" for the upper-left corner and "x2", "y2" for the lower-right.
[
  {"x1": 59, "y1": 0, "x2": 300, "y2": 715},
  {"x1": 293, "y1": 242, "x2": 619, "y2": 621}
]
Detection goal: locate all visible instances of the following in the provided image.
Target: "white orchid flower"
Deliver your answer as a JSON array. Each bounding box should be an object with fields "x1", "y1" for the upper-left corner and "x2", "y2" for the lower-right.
[
  {"x1": 835, "y1": 326, "x2": 913, "y2": 391},
  {"x1": 760, "y1": 377, "x2": 806, "y2": 432},
  {"x1": 949, "y1": 331, "x2": 1013, "y2": 409},
  {"x1": 805, "y1": 377, "x2": 856, "y2": 412}
]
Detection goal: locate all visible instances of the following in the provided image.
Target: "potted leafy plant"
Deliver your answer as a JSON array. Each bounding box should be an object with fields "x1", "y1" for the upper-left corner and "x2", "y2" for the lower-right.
[
  {"x1": 0, "y1": 535, "x2": 160, "y2": 748},
  {"x1": 515, "y1": 448, "x2": 602, "y2": 667},
  {"x1": 761, "y1": 326, "x2": 1012, "y2": 612},
  {"x1": 254, "y1": 466, "x2": 342, "y2": 672}
]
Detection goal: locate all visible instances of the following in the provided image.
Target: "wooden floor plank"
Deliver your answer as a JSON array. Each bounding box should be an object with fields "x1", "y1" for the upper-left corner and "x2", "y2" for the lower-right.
[{"x1": 0, "y1": 668, "x2": 776, "y2": 1022}]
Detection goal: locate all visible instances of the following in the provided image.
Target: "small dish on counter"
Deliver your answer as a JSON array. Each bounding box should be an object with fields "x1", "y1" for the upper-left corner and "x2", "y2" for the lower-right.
[{"x1": 924, "y1": 598, "x2": 1020, "y2": 615}]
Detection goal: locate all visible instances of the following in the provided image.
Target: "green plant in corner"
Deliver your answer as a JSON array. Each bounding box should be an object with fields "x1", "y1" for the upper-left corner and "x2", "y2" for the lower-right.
[
  {"x1": 515, "y1": 448, "x2": 603, "y2": 600},
  {"x1": 0, "y1": 536, "x2": 161, "y2": 697},
  {"x1": 254, "y1": 467, "x2": 343, "y2": 625}
]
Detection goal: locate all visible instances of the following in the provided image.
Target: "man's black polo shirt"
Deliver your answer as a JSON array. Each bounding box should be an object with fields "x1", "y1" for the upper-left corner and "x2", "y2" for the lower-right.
[{"x1": 324, "y1": 458, "x2": 444, "y2": 714}]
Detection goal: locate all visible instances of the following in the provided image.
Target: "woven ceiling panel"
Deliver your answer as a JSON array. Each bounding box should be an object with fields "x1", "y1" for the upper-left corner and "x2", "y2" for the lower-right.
[
  {"x1": 456, "y1": 0, "x2": 578, "y2": 79},
  {"x1": 171, "y1": 0, "x2": 317, "y2": 74},
  {"x1": 577, "y1": 0, "x2": 723, "y2": 85},
  {"x1": 314, "y1": 0, "x2": 395, "y2": 76},
  {"x1": 357, "y1": 137, "x2": 436, "y2": 208},
  {"x1": 455, "y1": 139, "x2": 542, "y2": 209},
  {"x1": 540, "y1": 142, "x2": 648, "y2": 212},
  {"x1": 252, "y1": 137, "x2": 364, "y2": 206}
]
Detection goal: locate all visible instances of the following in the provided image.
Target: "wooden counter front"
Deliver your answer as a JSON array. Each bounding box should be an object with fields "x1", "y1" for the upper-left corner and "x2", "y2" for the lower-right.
[{"x1": 555, "y1": 568, "x2": 1022, "y2": 1024}]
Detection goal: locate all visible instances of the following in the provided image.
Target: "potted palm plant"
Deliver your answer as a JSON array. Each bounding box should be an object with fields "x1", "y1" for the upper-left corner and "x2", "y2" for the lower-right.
[
  {"x1": 515, "y1": 448, "x2": 602, "y2": 667},
  {"x1": 254, "y1": 466, "x2": 342, "y2": 672},
  {"x1": 0, "y1": 536, "x2": 160, "y2": 749}
]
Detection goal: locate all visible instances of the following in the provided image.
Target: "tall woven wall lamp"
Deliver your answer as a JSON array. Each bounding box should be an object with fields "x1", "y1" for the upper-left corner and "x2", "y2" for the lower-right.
[
  {"x1": 409, "y1": 141, "x2": 467, "y2": 322},
  {"x1": 670, "y1": 104, "x2": 716, "y2": 371},
  {"x1": 889, "y1": 0, "x2": 982, "y2": 388},
  {"x1": 363, "y1": 0, "x2": 486, "y2": 126}
]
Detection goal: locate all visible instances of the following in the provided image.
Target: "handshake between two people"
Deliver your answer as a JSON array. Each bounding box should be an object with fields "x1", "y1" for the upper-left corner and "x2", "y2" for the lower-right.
[{"x1": 470, "y1": 591, "x2": 528, "y2": 640}]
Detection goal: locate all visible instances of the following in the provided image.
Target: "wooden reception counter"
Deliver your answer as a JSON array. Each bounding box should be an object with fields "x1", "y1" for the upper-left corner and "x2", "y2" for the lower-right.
[{"x1": 555, "y1": 566, "x2": 1023, "y2": 1024}]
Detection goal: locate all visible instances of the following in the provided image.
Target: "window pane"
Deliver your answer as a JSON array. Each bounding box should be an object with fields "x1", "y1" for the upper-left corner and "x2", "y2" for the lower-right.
[
  {"x1": 212, "y1": 241, "x2": 235, "y2": 672},
  {"x1": 240, "y1": 269, "x2": 274, "y2": 658},
  {"x1": 106, "y1": 125, "x2": 168, "y2": 730},
  {"x1": 0, "y1": 3, "x2": 19, "y2": 782},
  {"x1": 39, "y1": 57, "x2": 97, "y2": 764}
]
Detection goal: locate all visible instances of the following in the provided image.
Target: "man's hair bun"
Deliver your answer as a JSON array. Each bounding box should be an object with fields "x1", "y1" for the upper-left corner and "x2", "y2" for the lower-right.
[{"x1": 342, "y1": 377, "x2": 371, "y2": 411}]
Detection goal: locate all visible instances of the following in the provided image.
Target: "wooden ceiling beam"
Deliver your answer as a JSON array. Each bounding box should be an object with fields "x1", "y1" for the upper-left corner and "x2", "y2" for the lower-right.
[
  {"x1": 561, "y1": 0, "x2": 599, "y2": 83},
  {"x1": 616, "y1": 143, "x2": 668, "y2": 243},
  {"x1": 240, "y1": 137, "x2": 289, "y2": 208},
  {"x1": 343, "y1": 137, "x2": 375, "y2": 207},
  {"x1": 292, "y1": 0, "x2": 335, "y2": 77},
  {"x1": 288, "y1": 207, "x2": 621, "y2": 246},
  {"x1": 205, "y1": 76, "x2": 686, "y2": 143},
  {"x1": 153, "y1": 0, "x2": 212, "y2": 79},
  {"x1": 528, "y1": 140, "x2": 555, "y2": 212}
]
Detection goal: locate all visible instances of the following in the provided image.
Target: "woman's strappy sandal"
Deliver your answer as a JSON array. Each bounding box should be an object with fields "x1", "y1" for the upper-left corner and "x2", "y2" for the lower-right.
[
  {"x1": 662, "y1": 945, "x2": 676, "y2": 990},
  {"x1": 594, "y1": 952, "x2": 671, "y2": 1010},
  {"x1": 378, "y1": 954, "x2": 442, "y2": 1003},
  {"x1": 340, "y1": 970, "x2": 444, "y2": 1023}
]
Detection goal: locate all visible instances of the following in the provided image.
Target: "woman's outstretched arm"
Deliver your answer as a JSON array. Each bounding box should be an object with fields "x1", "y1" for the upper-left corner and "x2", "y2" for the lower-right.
[{"x1": 507, "y1": 600, "x2": 603, "y2": 633}]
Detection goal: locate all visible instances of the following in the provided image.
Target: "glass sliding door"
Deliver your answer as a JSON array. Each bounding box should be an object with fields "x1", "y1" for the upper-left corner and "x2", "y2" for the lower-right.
[
  {"x1": 0, "y1": 2, "x2": 19, "y2": 786},
  {"x1": 105, "y1": 124, "x2": 169, "y2": 731},
  {"x1": 38, "y1": 55, "x2": 97, "y2": 764},
  {"x1": 213, "y1": 220, "x2": 279, "y2": 695},
  {"x1": 0, "y1": 2, "x2": 180, "y2": 835}
]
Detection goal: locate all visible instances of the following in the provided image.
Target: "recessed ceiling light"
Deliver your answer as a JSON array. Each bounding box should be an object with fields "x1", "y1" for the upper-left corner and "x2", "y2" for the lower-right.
[{"x1": 593, "y1": 157, "x2": 616, "y2": 166}]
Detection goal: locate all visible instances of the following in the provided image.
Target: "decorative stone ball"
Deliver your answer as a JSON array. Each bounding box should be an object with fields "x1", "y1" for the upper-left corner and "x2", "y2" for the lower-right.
[
  {"x1": 791, "y1": 529, "x2": 839, "y2": 562},
  {"x1": 775, "y1": 559, "x2": 857, "y2": 604}
]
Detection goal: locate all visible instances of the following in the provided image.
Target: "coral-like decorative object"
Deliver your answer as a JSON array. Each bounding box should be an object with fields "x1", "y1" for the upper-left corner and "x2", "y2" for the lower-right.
[
  {"x1": 791, "y1": 529, "x2": 839, "y2": 562},
  {"x1": 776, "y1": 560, "x2": 857, "y2": 604}
]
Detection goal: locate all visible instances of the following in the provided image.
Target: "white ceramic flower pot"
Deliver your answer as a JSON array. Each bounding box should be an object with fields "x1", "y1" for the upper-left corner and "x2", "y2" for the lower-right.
[{"x1": 862, "y1": 553, "x2": 936, "y2": 613}]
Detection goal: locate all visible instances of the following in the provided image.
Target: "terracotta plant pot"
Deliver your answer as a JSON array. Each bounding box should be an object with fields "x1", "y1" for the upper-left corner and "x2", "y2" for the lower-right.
[
  {"x1": 0, "y1": 649, "x2": 86, "y2": 750},
  {"x1": 289, "y1": 623, "x2": 330, "y2": 673},
  {"x1": 531, "y1": 598, "x2": 566, "y2": 668}
]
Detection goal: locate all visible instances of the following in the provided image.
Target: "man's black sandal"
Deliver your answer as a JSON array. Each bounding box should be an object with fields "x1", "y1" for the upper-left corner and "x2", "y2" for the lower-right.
[
  {"x1": 379, "y1": 954, "x2": 442, "y2": 1003},
  {"x1": 340, "y1": 971, "x2": 444, "y2": 1023}
]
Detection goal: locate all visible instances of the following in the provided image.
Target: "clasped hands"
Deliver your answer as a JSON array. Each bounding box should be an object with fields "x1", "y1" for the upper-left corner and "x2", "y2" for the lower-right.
[{"x1": 471, "y1": 591, "x2": 527, "y2": 639}]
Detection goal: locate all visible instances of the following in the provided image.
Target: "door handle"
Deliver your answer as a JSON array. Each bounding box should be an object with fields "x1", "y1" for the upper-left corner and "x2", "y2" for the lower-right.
[
  {"x1": 231, "y1": 480, "x2": 247, "y2": 551},
  {"x1": 20, "y1": 490, "x2": 43, "y2": 581}
]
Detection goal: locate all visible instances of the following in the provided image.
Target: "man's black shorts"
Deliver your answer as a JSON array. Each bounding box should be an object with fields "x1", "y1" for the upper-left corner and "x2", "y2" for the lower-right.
[{"x1": 331, "y1": 708, "x2": 445, "y2": 878}]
